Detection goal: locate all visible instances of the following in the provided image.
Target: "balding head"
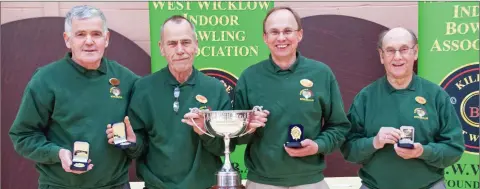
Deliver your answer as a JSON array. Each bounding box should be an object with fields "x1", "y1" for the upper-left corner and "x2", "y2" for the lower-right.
[
  {"x1": 160, "y1": 15, "x2": 196, "y2": 42},
  {"x1": 377, "y1": 27, "x2": 417, "y2": 49}
]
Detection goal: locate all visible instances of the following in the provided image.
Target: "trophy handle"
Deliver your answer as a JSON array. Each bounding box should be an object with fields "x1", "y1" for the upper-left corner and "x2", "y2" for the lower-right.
[
  {"x1": 189, "y1": 108, "x2": 215, "y2": 138},
  {"x1": 238, "y1": 106, "x2": 263, "y2": 138}
]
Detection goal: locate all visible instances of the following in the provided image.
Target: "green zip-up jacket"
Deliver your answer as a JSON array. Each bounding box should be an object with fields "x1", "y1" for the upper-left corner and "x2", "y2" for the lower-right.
[
  {"x1": 9, "y1": 52, "x2": 139, "y2": 189},
  {"x1": 234, "y1": 53, "x2": 351, "y2": 186},
  {"x1": 341, "y1": 75, "x2": 465, "y2": 189},
  {"x1": 125, "y1": 67, "x2": 233, "y2": 189}
]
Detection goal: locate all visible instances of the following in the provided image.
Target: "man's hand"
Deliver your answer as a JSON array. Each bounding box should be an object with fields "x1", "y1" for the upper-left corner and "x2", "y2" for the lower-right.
[
  {"x1": 246, "y1": 110, "x2": 270, "y2": 133},
  {"x1": 394, "y1": 143, "x2": 424, "y2": 159},
  {"x1": 284, "y1": 139, "x2": 318, "y2": 157},
  {"x1": 182, "y1": 112, "x2": 206, "y2": 135},
  {"x1": 58, "y1": 149, "x2": 93, "y2": 174},
  {"x1": 373, "y1": 127, "x2": 402, "y2": 149},
  {"x1": 106, "y1": 116, "x2": 136, "y2": 144}
]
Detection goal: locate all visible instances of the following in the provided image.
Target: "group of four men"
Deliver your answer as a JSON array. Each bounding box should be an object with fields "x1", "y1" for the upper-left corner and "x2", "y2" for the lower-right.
[{"x1": 9, "y1": 5, "x2": 464, "y2": 189}]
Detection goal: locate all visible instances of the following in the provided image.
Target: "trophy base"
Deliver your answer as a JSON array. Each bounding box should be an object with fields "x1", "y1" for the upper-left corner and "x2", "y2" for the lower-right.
[
  {"x1": 213, "y1": 169, "x2": 243, "y2": 189},
  {"x1": 398, "y1": 143, "x2": 414, "y2": 149},
  {"x1": 211, "y1": 185, "x2": 245, "y2": 189}
]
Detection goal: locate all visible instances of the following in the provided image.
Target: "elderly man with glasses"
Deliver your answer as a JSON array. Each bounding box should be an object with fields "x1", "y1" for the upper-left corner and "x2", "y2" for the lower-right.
[
  {"x1": 9, "y1": 5, "x2": 139, "y2": 189},
  {"x1": 340, "y1": 27, "x2": 464, "y2": 189},
  {"x1": 232, "y1": 6, "x2": 351, "y2": 189}
]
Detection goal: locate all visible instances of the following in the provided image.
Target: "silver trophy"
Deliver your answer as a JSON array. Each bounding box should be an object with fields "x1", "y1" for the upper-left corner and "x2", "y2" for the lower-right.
[{"x1": 189, "y1": 106, "x2": 263, "y2": 189}]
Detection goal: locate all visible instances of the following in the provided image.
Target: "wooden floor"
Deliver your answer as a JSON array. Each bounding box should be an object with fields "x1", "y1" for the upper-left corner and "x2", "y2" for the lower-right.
[{"x1": 130, "y1": 177, "x2": 362, "y2": 189}]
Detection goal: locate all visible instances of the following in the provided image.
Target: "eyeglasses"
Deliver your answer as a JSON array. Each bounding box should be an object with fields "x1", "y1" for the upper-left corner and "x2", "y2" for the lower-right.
[
  {"x1": 266, "y1": 29, "x2": 298, "y2": 37},
  {"x1": 382, "y1": 45, "x2": 416, "y2": 57},
  {"x1": 173, "y1": 86, "x2": 180, "y2": 113}
]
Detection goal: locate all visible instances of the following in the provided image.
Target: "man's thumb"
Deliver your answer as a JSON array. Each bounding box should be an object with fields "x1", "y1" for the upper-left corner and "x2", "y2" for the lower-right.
[
  {"x1": 124, "y1": 116, "x2": 132, "y2": 128},
  {"x1": 300, "y1": 139, "x2": 310, "y2": 146}
]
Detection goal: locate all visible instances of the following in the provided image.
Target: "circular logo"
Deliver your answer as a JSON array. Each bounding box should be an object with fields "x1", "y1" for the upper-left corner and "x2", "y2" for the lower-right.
[
  {"x1": 109, "y1": 78, "x2": 120, "y2": 86},
  {"x1": 301, "y1": 89, "x2": 312, "y2": 99},
  {"x1": 195, "y1": 94, "x2": 208, "y2": 104},
  {"x1": 110, "y1": 87, "x2": 121, "y2": 96},
  {"x1": 440, "y1": 62, "x2": 479, "y2": 155},
  {"x1": 199, "y1": 68, "x2": 238, "y2": 103},
  {"x1": 300, "y1": 79, "x2": 313, "y2": 88},
  {"x1": 415, "y1": 96, "x2": 427, "y2": 105},
  {"x1": 415, "y1": 108, "x2": 427, "y2": 117}
]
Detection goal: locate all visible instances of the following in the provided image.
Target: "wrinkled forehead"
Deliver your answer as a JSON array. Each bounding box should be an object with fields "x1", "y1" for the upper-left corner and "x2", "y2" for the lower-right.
[
  {"x1": 162, "y1": 21, "x2": 195, "y2": 42},
  {"x1": 382, "y1": 30, "x2": 415, "y2": 48},
  {"x1": 265, "y1": 10, "x2": 298, "y2": 31},
  {"x1": 71, "y1": 17, "x2": 104, "y2": 32}
]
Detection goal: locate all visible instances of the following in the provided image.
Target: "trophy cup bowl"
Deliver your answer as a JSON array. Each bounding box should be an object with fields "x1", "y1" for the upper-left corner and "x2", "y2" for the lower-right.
[{"x1": 189, "y1": 106, "x2": 263, "y2": 189}]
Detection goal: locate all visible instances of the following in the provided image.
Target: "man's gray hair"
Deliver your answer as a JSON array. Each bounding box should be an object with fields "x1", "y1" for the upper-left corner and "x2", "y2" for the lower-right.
[
  {"x1": 160, "y1": 15, "x2": 197, "y2": 41},
  {"x1": 64, "y1": 5, "x2": 108, "y2": 36}
]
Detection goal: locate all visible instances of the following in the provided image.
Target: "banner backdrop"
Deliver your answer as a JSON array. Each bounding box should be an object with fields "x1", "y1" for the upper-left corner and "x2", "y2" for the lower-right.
[
  {"x1": 419, "y1": 2, "x2": 479, "y2": 189},
  {"x1": 149, "y1": 1, "x2": 273, "y2": 178}
]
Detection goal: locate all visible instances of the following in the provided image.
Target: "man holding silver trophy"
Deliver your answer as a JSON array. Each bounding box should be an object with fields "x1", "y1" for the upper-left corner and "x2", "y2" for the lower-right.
[
  {"x1": 233, "y1": 7, "x2": 351, "y2": 189},
  {"x1": 105, "y1": 15, "x2": 268, "y2": 189},
  {"x1": 340, "y1": 27, "x2": 464, "y2": 189}
]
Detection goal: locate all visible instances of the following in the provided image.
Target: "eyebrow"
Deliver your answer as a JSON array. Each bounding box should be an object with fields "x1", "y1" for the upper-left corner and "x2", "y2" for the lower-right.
[
  {"x1": 167, "y1": 39, "x2": 192, "y2": 43},
  {"x1": 384, "y1": 43, "x2": 414, "y2": 47},
  {"x1": 75, "y1": 30, "x2": 103, "y2": 34},
  {"x1": 268, "y1": 27, "x2": 295, "y2": 30}
]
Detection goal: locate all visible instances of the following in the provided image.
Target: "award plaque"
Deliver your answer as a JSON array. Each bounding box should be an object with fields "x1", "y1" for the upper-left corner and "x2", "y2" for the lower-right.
[
  {"x1": 112, "y1": 122, "x2": 135, "y2": 149},
  {"x1": 285, "y1": 124, "x2": 304, "y2": 148},
  {"x1": 189, "y1": 106, "x2": 263, "y2": 189},
  {"x1": 70, "y1": 141, "x2": 89, "y2": 171},
  {"x1": 398, "y1": 126, "x2": 415, "y2": 149}
]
